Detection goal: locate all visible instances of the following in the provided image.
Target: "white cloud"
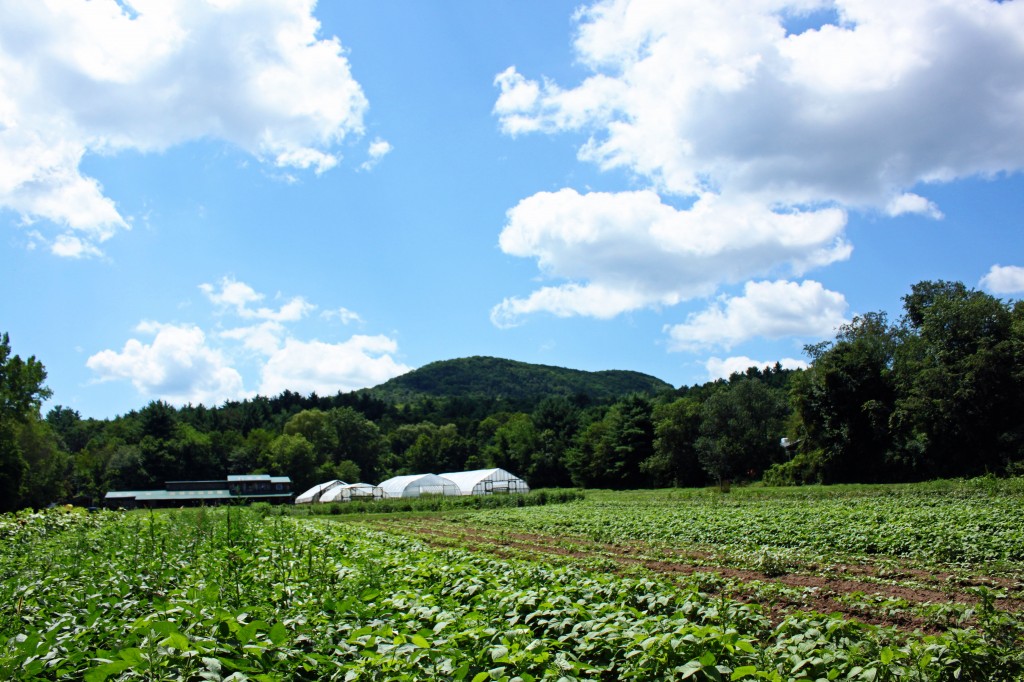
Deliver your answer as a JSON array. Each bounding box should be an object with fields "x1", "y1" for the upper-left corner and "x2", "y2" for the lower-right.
[
  {"x1": 496, "y1": 0, "x2": 1024, "y2": 209},
  {"x1": 51, "y1": 234, "x2": 104, "y2": 259},
  {"x1": 88, "y1": 278, "x2": 408, "y2": 405},
  {"x1": 493, "y1": 0, "x2": 1024, "y2": 327},
  {"x1": 259, "y1": 336, "x2": 411, "y2": 396},
  {"x1": 666, "y1": 279, "x2": 849, "y2": 351},
  {"x1": 491, "y1": 188, "x2": 849, "y2": 325},
  {"x1": 360, "y1": 137, "x2": 393, "y2": 170},
  {"x1": 218, "y1": 321, "x2": 287, "y2": 356},
  {"x1": 86, "y1": 322, "x2": 248, "y2": 406},
  {"x1": 322, "y1": 307, "x2": 364, "y2": 325},
  {"x1": 199, "y1": 278, "x2": 263, "y2": 311},
  {"x1": 885, "y1": 193, "x2": 943, "y2": 219},
  {"x1": 200, "y1": 276, "x2": 314, "y2": 322},
  {"x1": 980, "y1": 264, "x2": 1024, "y2": 295},
  {"x1": 272, "y1": 148, "x2": 338, "y2": 175},
  {"x1": 0, "y1": 0, "x2": 369, "y2": 255},
  {"x1": 705, "y1": 355, "x2": 809, "y2": 381}
]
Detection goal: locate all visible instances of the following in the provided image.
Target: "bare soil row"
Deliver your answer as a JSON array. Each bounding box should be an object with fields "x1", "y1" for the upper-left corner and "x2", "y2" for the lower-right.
[{"x1": 359, "y1": 515, "x2": 1024, "y2": 633}]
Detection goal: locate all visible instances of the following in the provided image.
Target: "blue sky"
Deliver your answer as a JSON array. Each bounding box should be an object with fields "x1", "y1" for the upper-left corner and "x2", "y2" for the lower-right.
[{"x1": 2, "y1": 0, "x2": 1023, "y2": 419}]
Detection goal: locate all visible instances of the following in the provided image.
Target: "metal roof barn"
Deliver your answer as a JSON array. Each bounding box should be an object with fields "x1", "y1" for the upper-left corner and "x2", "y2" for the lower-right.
[
  {"x1": 104, "y1": 473, "x2": 291, "y2": 508},
  {"x1": 439, "y1": 468, "x2": 530, "y2": 496},
  {"x1": 319, "y1": 482, "x2": 383, "y2": 502},
  {"x1": 377, "y1": 474, "x2": 460, "y2": 499},
  {"x1": 294, "y1": 480, "x2": 346, "y2": 504}
]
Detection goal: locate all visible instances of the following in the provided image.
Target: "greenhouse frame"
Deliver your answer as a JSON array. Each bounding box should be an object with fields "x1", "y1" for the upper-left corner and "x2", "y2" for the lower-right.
[
  {"x1": 320, "y1": 482, "x2": 383, "y2": 503},
  {"x1": 294, "y1": 480, "x2": 345, "y2": 504},
  {"x1": 439, "y1": 468, "x2": 530, "y2": 496},
  {"x1": 378, "y1": 473, "x2": 460, "y2": 499}
]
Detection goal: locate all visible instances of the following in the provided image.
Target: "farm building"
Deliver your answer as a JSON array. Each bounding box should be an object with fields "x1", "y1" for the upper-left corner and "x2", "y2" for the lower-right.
[
  {"x1": 295, "y1": 480, "x2": 345, "y2": 504},
  {"x1": 378, "y1": 473, "x2": 460, "y2": 499},
  {"x1": 439, "y1": 468, "x2": 530, "y2": 496},
  {"x1": 104, "y1": 474, "x2": 292, "y2": 509},
  {"x1": 320, "y1": 482, "x2": 383, "y2": 503}
]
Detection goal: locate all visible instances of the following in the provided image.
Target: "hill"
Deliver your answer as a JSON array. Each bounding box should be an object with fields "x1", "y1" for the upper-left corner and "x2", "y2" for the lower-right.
[{"x1": 365, "y1": 356, "x2": 674, "y2": 404}]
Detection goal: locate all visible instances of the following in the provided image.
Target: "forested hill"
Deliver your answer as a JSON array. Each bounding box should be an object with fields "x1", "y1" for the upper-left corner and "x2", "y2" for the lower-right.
[
  {"x1": 365, "y1": 356, "x2": 674, "y2": 403},
  {"x1": 4, "y1": 278, "x2": 1021, "y2": 511}
]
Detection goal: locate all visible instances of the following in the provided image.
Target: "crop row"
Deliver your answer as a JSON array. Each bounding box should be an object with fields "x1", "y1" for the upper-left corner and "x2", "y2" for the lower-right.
[
  {"x1": 1, "y1": 507, "x2": 1022, "y2": 680},
  {"x1": 458, "y1": 486, "x2": 1024, "y2": 566}
]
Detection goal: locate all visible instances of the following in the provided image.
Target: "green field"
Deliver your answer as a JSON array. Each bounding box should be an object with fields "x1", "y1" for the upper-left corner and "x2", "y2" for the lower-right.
[{"x1": 2, "y1": 479, "x2": 1023, "y2": 680}]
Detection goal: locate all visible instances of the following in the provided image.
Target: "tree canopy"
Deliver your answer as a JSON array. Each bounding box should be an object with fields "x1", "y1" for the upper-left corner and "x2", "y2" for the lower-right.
[{"x1": 2, "y1": 279, "x2": 1023, "y2": 510}]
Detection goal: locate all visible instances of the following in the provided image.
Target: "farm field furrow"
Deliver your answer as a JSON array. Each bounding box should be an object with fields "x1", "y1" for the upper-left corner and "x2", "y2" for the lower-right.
[
  {"x1": 356, "y1": 479, "x2": 1024, "y2": 654},
  {"x1": 363, "y1": 516, "x2": 1023, "y2": 634},
  {"x1": 2, "y1": 478, "x2": 1024, "y2": 680}
]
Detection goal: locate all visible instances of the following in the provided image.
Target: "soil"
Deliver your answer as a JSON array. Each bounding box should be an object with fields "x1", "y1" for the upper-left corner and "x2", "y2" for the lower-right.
[{"x1": 359, "y1": 516, "x2": 1024, "y2": 633}]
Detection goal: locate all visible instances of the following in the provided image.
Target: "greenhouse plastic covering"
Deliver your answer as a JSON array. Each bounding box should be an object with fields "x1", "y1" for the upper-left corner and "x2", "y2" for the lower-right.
[
  {"x1": 294, "y1": 480, "x2": 345, "y2": 504},
  {"x1": 438, "y1": 468, "x2": 530, "y2": 496},
  {"x1": 377, "y1": 473, "x2": 460, "y2": 498}
]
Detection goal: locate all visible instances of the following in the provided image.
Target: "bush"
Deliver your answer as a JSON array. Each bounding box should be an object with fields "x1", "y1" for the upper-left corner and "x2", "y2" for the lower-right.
[
  {"x1": 763, "y1": 449, "x2": 826, "y2": 486},
  {"x1": 304, "y1": 488, "x2": 584, "y2": 516}
]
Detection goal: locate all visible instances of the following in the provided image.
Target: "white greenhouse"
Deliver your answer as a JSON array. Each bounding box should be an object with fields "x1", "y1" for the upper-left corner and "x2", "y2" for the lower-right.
[
  {"x1": 294, "y1": 479, "x2": 346, "y2": 504},
  {"x1": 378, "y1": 473, "x2": 460, "y2": 499},
  {"x1": 319, "y1": 482, "x2": 383, "y2": 503},
  {"x1": 439, "y1": 468, "x2": 530, "y2": 496}
]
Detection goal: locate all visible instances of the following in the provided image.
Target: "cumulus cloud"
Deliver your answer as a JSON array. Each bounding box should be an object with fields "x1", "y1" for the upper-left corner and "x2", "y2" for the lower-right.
[
  {"x1": 496, "y1": 0, "x2": 1024, "y2": 208},
  {"x1": 0, "y1": 0, "x2": 369, "y2": 255},
  {"x1": 665, "y1": 280, "x2": 849, "y2": 351},
  {"x1": 705, "y1": 355, "x2": 809, "y2": 381},
  {"x1": 322, "y1": 307, "x2": 364, "y2": 325},
  {"x1": 360, "y1": 137, "x2": 393, "y2": 171},
  {"x1": 87, "y1": 278, "x2": 409, "y2": 406},
  {"x1": 51, "y1": 234, "x2": 105, "y2": 259},
  {"x1": 980, "y1": 265, "x2": 1024, "y2": 295},
  {"x1": 200, "y1": 277, "x2": 315, "y2": 322},
  {"x1": 86, "y1": 322, "x2": 248, "y2": 406},
  {"x1": 886, "y1": 193, "x2": 944, "y2": 219},
  {"x1": 492, "y1": 0, "x2": 1024, "y2": 324},
  {"x1": 218, "y1": 321, "x2": 288, "y2": 356},
  {"x1": 259, "y1": 336, "x2": 411, "y2": 397},
  {"x1": 491, "y1": 188, "x2": 849, "y2": 326}
]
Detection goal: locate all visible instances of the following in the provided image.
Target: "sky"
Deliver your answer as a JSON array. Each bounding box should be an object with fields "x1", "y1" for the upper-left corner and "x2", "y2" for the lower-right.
[{"x1": 2, "y1": 0, "x2": 1024, "y2": 419}]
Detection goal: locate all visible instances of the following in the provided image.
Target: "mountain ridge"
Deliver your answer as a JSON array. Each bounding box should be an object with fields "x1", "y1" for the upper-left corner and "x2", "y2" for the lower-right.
[{"x1": 364, "y1": 356, "x2": 674, "y2": 404}]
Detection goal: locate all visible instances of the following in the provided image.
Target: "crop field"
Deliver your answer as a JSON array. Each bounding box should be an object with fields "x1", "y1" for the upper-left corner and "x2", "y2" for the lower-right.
[{"x1": 2, "y1": 480, "x2": 1024, "y2": 680}]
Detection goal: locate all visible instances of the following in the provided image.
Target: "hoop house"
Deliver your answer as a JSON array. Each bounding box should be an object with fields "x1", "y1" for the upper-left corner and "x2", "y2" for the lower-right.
[
  {"x1": 439, "y1": 468, "x2": 530, "y2": 496},
  {"x1": 294, "y1": 480, "x2": 345, "y2": 504},
  {"x1": 320, "y1": 482, "x2": 383, "y2": 502},
  {"x1": 378, "y1": 474, "x2": 460, "y2": 499}
]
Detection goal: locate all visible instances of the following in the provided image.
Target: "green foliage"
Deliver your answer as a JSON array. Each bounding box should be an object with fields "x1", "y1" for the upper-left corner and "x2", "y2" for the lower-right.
[
  {"x1": 10, "y1": 279, "x2": 1024, "y2": 509},
  {"x1": 0, "y1": 333, "x2": 52, "y2": 419},
  {"x1": 762, "y1": 448, "x2": 826, "y2": 486},
  {"x1": 386, "y1": 422, "x2": 473, "y2": 477},
  {"x1": 647, "y1": 397, "x2": 705, "y2": 487},
  {"x1": 696, "y1": 380, "x2": 789, "y2": 486},
  {"x1": 366, "y1": 356, "x2": 673, "y2": 404},
  {"x1": 791, "y1": 313, "x2": 897, "y2": 483},
  {"x1": 1, "y1": 497, "x2": 1021, "y2": 681},
  {"x1": 890, "y1": 281, "x2": 1023, "y2": 477},
  {"x1": 267, "y1": 433, "x2": 317, "y2": 491},
  {"x1": 0, "y1": 332, "x2": 55, "y2": 512},
  {"x1": 784, "y1": 282, "x2": 1024, "y2": 484},
  {"x1": 566, "y1": 394, "x2": 655, "y2": 489},
  {"x1": 465, "y1": 477, "x2": 1024, "y2": 564},
  {"x1": 307, "y1": 488, "x2": 584, "y2": 515}
]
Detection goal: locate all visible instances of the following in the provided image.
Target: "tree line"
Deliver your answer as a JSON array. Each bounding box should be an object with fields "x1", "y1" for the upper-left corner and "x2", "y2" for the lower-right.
[{"x1": 1, "y1": 280, "x2": 1021, "y2": 511}]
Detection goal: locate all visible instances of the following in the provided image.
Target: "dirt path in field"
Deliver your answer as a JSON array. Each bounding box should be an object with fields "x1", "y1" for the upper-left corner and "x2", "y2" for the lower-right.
[{"x1": 359, "y1": 516, "x2": 1024, "y2": 633}]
